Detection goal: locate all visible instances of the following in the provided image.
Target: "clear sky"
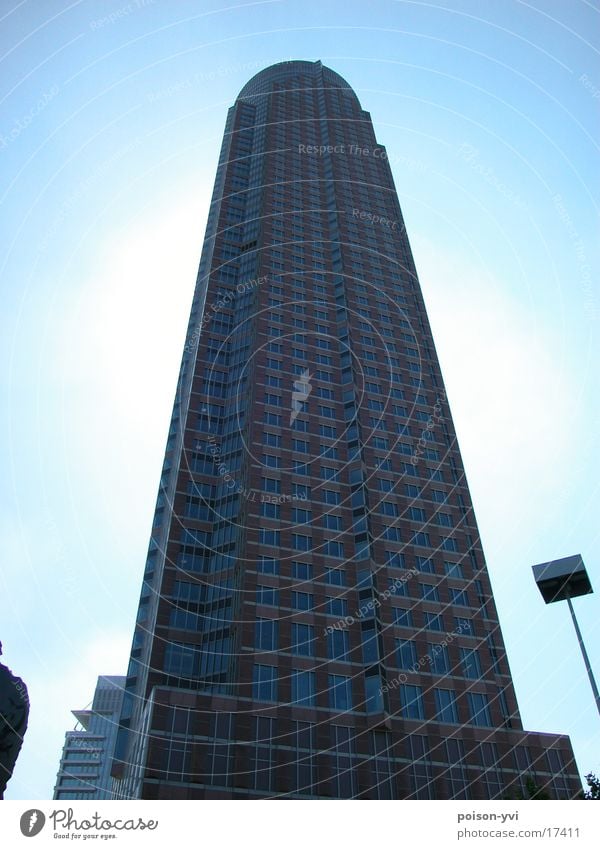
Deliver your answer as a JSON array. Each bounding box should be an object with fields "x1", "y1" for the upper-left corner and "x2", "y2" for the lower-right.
[{"x1": 1, "y1": 0, "x2": 598, "y2": 799}]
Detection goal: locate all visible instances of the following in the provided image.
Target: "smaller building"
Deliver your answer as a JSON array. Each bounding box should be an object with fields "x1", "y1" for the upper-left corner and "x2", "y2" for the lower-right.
[{"x1": 53, "y1": 675, "x2": 125, "y2": 800}]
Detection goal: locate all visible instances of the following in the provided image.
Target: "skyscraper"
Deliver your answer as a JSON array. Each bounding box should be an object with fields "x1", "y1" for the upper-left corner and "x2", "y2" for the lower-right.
[
  {"x1": 54, "y1": 675, "x2": 125, "y2": 800},
  {"x1": 111, "y1": 60, "x2": 580, "y2": 799}
]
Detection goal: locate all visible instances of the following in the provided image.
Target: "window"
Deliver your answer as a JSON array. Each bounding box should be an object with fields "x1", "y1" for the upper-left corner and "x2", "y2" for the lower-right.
[
  {"x1": 478, "y1": 742, "x2": 502, "y2": 797},
  {"x1": 420, "y1": 583, "x2": 439, "y2": 602},
  {"x1": 379, "y1": 501, "x2": 399, "y2": 517},
  {"x1": 292, "y1": 438, "x2": 309, "y2": 454},
  {"x1": 351, "y1": 489, "x2": 365, "y2": 508},
  {"x1": 424, "y1": 612, "x2": 443, "y2": 632},
  {"x1": 412, "y1": 531, "x2": 430, "y2": 547},
  {"x1": 322, "y1": 514, "x2": 343, "y2": 530},
  {"x1": 444, "y1": 561, "x2": 464, "y2": 579},
  {"x1": 263, "y1": 431, "x2": 281, "y2": 446},
  {"x1": 429, "y1": 643, "x2": 450, "y2": 675},
  {"x1": 455, "y1": 617, "x2": 474, "y2": 636},
  {"x1": 442, "y1": 537, "x2": 459, "y2": 552},
  {"x1": 292, "y1": 507, "x2": 312, "y2": 524},
  {"x1": 291, "y1": 623, "x2": 315, "y2": 656},
  {"x1": 320, "y1": 424, "x2": 336, "y2": 438},
  {"x1": 326, "y1": 596, "x2": 347, "y2": 616},
  {"x1": 292, "y1": 669, "x2": 315, "y2": 706},
  {"x1": 361, "y1": 622, "x2": 379, "y2": 664},
  {"x1": 400, "y1": 684, "x2": 424, "y2": 720},
  {"x1": 450, "y1": 588, "x2": 469, "y2": 607},
  {"x1": 262, "y1": 454, "x2": 281, "y2": 468},
  {"x1": 323, "y1": 490, "x2": 341, "y2": 505},
  {"x1": 434, "y1": 688, "x2": 458, "y2": 723},
  {"x1": 164, "y1": 642, "x2": 198, "y2": 677},
  {"x1": 292, "y1": 533, "x2": 311, "y2": 551},
  {"x1": 256, "y1": 586, "x2": 278, "y2": 606},
  {"x1": 330, "y1": 726, "x2": 357, "y2": 797},
  {"x1": 460, "y1": 647, "x2": 482, "y2": 679},
  {"x1": 258, "y1": 556, "x2": 279, "y2": 575},
  {"x1": 327, "y1": 629, "x2": 350, "y2": 661},
  {"x1": 416, "y1": 556, "x2": 435, "y2": 574},
  {"x1": 292, "y1": 561, "x2": 312, "y2": 580},
  {"x1": 324, "y1": 540, "x2": 344, "y2": 558},
  {"x1": 260, "y1": 502, "x2": 280, "y2": 519},
  {"x1": 329, "y1": 674, "x2": 353, "y2": 710},
  {"x1": 468, "y1": 692, "x2": 492, "y2": 727},
  {"x1": 394, "y1": 607, "x2": 413, "y2": 627},
  {"x1": 292, "y1": 591, "x2": 313, "y2": 611},
  {"x1": 259, "y1": 529, "x2": 280, "y2": 546},
  {"x1": 365, "y1": 673, "x2": 384, "y2": 714},
  {"x1": 261, "y1": 477, "x2": 281, "y2": 494},
  {"x1": 318, "y1": 405, "x2": 335, "y2": 418},
  {"x1": 409, "y1": 507, "x2": 426, "y2": 522},
  {"x1": 325, "y1": 568, "x2": 346, "y2": 586},
  {"x1": 388, "y1": 575, "x2": 408, "y2": 597},
  {"x1": 397, "y1": 639, "x2": 417, "y2": 669},
  {"x1": 293, "y1": 483, "x2": 311, "y2": 499},
  {"x1": 255, "y1": 618, "x2": 278, "y2": 651},
  {"x1": 386, "y1": 551, "x2": 406, "y2": 569},
  {"x1": 253, "y1": 665, "x2": 277, "y2": 701}
]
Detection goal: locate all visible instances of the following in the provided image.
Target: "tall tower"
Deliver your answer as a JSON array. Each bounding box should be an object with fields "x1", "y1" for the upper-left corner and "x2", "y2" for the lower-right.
[
  {"x1": 111, "y1": 60, "x2": 580, "y2": 799},
  {"x1": 54, "y1": 675, "x2": 125, "y2": 800}
]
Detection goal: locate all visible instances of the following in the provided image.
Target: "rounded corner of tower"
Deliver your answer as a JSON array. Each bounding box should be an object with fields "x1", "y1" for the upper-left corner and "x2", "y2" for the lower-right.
[{"x1": 235, "y1": 59, "x2": 359, "y2": 105}]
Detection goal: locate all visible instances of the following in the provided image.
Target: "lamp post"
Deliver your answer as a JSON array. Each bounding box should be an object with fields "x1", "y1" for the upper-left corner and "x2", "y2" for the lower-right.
[{"x1": 532, "y1": 554, "x2": 599, "y2": 717}]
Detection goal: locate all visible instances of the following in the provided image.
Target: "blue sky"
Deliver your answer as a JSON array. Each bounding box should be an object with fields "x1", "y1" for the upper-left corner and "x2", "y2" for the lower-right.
[{"x1": 1, "y1": 0, "x2": 598, "y2": 799}]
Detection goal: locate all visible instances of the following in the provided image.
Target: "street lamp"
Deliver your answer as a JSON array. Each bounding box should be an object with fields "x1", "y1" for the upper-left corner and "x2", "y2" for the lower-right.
[{"x1": 532, "y1": 554, "x2": 599, "y2": 717}]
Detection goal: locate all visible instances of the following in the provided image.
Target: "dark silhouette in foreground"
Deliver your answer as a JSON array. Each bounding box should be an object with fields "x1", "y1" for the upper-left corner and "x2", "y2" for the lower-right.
[
  {"x1": 0, "y1": 641, "x2": 29, "y2": 799},
  {"x1": 581, "y1": 772, "x2": 600, "y2": 799}
]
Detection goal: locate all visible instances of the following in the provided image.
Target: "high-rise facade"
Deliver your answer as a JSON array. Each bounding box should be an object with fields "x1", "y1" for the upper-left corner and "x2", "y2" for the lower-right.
[
  {"x1": 111, "y1": 60, "x2": 580, "y2": 799},
  {"x1": 54, "y1": 675, "x2": 125, "y2": 800}
]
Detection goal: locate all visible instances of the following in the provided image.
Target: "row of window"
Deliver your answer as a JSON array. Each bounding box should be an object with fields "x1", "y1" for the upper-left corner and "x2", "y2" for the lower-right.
[
  {"x1": 253, "y1": 618, "x2": 479, "y2": 657},
  {"x1": 255, "y1": 525, "x2": 460, "y2": 553},
  {"x1": 254, "y1": 617, "x2": 485, "y2": 670},
  {"x1": 258, "y1": 472, "x2": 452, "y2": 500},
  {"x1": 256, "y1": 528, "x2": 344, "y2": 555},
  {"x1": 253, "y1": 557, "x2": 345, "y2": 583},
  {"x1": 255, "y1": 582, "x2": 472, "y2": 609},
  {"x1": 248, "y1": 556, "x2": 474, "y2": 590},
  {"x1": 252, "y1": 664, "x2": 494, "y2": 725}
]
